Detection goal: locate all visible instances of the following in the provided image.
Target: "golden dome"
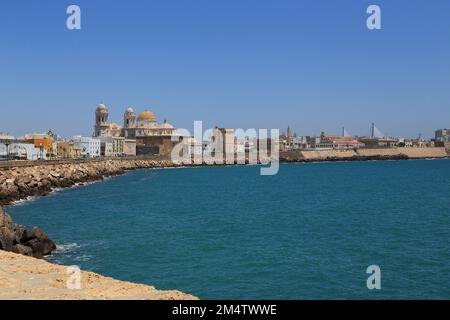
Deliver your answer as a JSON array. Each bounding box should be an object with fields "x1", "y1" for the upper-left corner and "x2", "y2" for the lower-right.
[{"x1": 138, "y1": 110, "x2": 156, "y2": 121}]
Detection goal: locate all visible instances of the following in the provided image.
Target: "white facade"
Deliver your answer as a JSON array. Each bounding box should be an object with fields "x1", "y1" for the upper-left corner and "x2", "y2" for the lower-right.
[
  {"x1": 99, "y1": 138, "x2": 114, "y2": 157},
  {"x1": 72, "y1": 136, "x2": 101, "y2": 157},
  {"x1": 0, "y1": 142, "x2": 46, "y2": 160},
  {"x1": 98, "y1": 136, "x2": 124, "y2": 157}
]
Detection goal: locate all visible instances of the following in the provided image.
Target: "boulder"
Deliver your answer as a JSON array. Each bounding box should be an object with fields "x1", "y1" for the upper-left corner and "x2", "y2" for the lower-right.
[
  {"x1": 41, "y1": 238, "x2": 57, "y2": 256},
  {"x1": 0, "y1": 208, "x2": 13, "y2": 229},
  {"x1": 12, "y1": 244, "x2": 33, "y2": 256},
  {"x1": 24, "y1": 238, "x2": 55, "y2": 258},
  {"x1": 29, "y1": 226, "x2": 49, "y2": 241},
  {"x1": 13, "y1": 224, "x2": 27, "y2": 244},
  {"x1": 1, "y1": 207, "x2": 57, "y2": 258},
  {"x1": 0, "y1": 227, "x2": 15, "y2": 251},
  {"x1": 25, "y1": 238, "x2": 45, "y2": 258}
]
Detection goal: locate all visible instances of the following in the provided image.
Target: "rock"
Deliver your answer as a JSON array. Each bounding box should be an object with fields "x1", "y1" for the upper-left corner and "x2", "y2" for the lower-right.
[
  {"x1": 12, "y1": 244, "x2": 33, "y2": 256},
  {"x1": 0, "y1": 227, "x2": 15, "y2": 251},
  {"x1": 25, "y1": 238, "x2": 44, "y2": 258},
  {"x1": 0, "y1": 208, "x2": 13, "y2": 229},
  {"x1": 1, "y1": 207, "x2": 56, "y2": 258},
  {"x1": 41, "y1": 238, "x2": 57, "y2": 256},
  {"x1": 13, "y1": 224, "x2": 27, "y2": 244},
  {"x1": 24, "y1": 238, "x2": 55, "y2": 258},
  {"x1": 29, "y1": 226, "x2": 49, "y2": 241}
]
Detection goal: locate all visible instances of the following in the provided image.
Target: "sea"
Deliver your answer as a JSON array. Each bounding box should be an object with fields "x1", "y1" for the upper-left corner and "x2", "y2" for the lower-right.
[{"x1": 6, "y1": 159, "x2": 450, "y2": 299}]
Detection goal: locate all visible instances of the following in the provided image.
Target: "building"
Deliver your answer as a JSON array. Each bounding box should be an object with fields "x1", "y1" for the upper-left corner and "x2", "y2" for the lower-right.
[
  {"x1": 72, "y1": 136, "x2": 101, "y2": 158},
  {"x1": 0, "y1": 142, "x2": 46, "y2": 160},
  {"x1": 99, "y1": 138, "x2": 113, "y2": 157},
  {"x1": 435, "y1": 129, "x2": 449, "y2": 142},
  {"x1": 292, "y1": 136, "x2": 309, "y2": 149},
  {"x1": 111, "y1": 136, "x2": 125, "y2": 157},
  {"x1": 22, "y1": 131, "x2": 55, "y2": 159},
  {"x1": 98, "y1": 136, "x2": 125, "y2": 157},
  {"x1": 94, "y1": 103, "x2": 122, "y2": 137},
  {"x1": 94, "y1": 103, "x2": 178, "y2": 156},
  {"x1": 0, "y1": 135, "x2": 15, "y2": 160},
  {"x1": 55, "y1": 141, "x2": 81, "y2": 159},
  {"x1": 124, "y1": 139, "x2": 137, "y2": 156},
  {"x1": 435, "y1": 129, "x2": 450, "y2": 150},
  {"x1": 308, "y1": 133, "x2": 365, "y2": 150},
  {"x1": 357, "y1": 137, "x2": 399, "y2": 148}
]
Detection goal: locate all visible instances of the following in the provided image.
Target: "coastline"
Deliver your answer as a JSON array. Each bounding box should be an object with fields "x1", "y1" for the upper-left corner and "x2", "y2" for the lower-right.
[
  {"x1": 0, "y1": 148, "x2": 448, "y2": 300},
  {"x1": 0, "y1": 250, "x2": 197, "y2": 300},
  {"x1": 1, "y1": 148, "x2": 448, "y2": 206}
]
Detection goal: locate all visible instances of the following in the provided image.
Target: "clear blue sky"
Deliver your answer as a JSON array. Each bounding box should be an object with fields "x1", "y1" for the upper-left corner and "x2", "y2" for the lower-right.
[{"x1": 1, "y1": 0, "x2": 449, "y2": 138}]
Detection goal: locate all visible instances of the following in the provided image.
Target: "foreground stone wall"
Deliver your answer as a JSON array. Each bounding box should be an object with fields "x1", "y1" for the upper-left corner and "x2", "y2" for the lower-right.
[{"x1": 0, "y1": 250, "x2": 197, "y2": 300}]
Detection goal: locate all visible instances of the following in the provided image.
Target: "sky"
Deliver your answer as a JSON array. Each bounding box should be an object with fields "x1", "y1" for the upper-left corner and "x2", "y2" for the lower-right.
[{"x1": 1, "y1": 0, "x2": 449, "y2": 139}]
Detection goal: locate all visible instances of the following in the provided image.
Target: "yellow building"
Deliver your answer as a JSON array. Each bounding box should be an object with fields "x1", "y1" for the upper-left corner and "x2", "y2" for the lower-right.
[{"x1": 56, "y1": 141, "x2": 81, "y2": 159}]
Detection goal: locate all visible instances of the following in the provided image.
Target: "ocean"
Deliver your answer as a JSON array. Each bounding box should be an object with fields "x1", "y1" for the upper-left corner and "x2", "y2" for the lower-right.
[{"x1": 7, "y1": 159, "x2": 450, "y2": 299}]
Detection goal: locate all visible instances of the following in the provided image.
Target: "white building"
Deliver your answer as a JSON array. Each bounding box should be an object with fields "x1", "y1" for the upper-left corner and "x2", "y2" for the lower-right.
[
  {"x1": 0, "y1": 142, "x2": 46, "y2": 160},
  {"x1": 72, "y1": 136, "x2": 101, "y2": 158},
  {"x1": 98, "y1": 136, "x2": 125, "y2": 157}
]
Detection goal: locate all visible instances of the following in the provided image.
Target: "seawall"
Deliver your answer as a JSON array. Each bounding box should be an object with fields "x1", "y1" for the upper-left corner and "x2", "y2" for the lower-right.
[
  {"x1": 1, "y1": 148, "x2": 448, "y2": 205},
  {"x1": 280, "y1": 147, "x2": 448, "y2": 162},
  {"x1": 0, "y1": 158, "x2": 178, "y2": 206}
]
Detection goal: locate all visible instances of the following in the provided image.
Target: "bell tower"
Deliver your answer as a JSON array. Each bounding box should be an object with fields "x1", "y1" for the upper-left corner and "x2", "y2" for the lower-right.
[
  {"x1": 94, "y1": 102, "x2": 110, "y2": 137},
  {"x1": 124, "y1": 107, "x2": 136, "y2": 128}
]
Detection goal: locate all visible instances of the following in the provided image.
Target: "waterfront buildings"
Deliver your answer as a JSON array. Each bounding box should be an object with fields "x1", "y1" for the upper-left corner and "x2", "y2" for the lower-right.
[
  {"x1": 98, "y1": 136, "x2": 125, "y2": 157},
  {"x1": 0, "y1": 134, "x2": 48, "y2": 160},
  {"x1": 21, "y1": 132, "x2": 55, "y2": 159},
  {"x1": 124, "y1": 139, "x2": 137, "y2": 156},
  {"x1": 357, "y1": 137, "x2": 399, "y2": 148},
  {"x1": 94, "y1": 103, "x2": 178, "y2": 156},
  {"x1": 72, "y1": 136, "x2": 101, "y2": 158},
  {"x1": 309, "y1": 133, "x2": 365, "y2": 150},
  {"x1": 435, "y1": 129, "x2": 449, "y2": 142},
  {"x1": 435, "y1": 129, "x2": 450, "y2": 150},
  {"x1": 55, "y1": 141, "x2": 81, "y2": 159}
]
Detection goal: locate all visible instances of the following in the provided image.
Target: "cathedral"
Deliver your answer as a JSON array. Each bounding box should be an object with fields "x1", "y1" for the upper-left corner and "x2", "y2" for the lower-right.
[{"x1": 94, "y1": 103, "x2": 178, "y2": 155}]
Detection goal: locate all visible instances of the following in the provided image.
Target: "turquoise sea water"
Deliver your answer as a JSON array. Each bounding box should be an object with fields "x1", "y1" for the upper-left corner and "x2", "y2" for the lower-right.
[{"x1": 6, "y1": 159, "x2": 450, "y2": 299}]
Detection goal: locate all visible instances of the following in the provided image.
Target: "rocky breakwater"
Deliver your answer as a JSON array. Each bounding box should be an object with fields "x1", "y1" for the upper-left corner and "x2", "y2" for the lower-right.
[
  {"x1": 0, "y1": 206, "x2": 56, "y2": 258},
  {"x1": 0, "y1": 159, "x2": 176, "y2": 206}
]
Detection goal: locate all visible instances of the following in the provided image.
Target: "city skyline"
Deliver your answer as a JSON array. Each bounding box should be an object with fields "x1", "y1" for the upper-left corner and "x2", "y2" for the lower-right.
[{"x1": 1, "y1": 0, "x2": 450, "y2": 138}]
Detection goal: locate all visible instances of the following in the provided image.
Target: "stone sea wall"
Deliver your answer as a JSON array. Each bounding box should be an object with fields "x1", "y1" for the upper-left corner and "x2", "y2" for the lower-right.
[
  {"x1": 281, "y1": 147, "x2": 448, "y2": 162},
  {"x1": 1, "y1": 148, "x2": 447, "y2": 205},
  {"x1": 0, "y1": 158, "x2": 177, "y2": 206}
]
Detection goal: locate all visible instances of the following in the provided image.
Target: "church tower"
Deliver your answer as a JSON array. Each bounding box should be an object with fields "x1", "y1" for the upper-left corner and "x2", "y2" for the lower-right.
[
  {"x1": 124, "y1": 107, "x2": 136, "y2": 128},
  {"x1": 94, "y1": 103, "x2": 110, "y2": 137}
]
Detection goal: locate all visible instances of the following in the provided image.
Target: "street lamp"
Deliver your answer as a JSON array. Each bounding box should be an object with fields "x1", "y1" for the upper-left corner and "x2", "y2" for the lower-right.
[{"x1": 4, "y1": 141, "x2": 10, "y2": 160}]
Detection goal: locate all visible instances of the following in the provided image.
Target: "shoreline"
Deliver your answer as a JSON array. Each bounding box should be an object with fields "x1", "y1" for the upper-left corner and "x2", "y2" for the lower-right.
[
  {"x1": 0, "y1": 250, "x2": 198, "y2": 300},
  {"x1": 1, "y1": 149, "x2": 448, "y2": 300},
  {"x1": 1, "y1": 148, "x2": 448, "y2": 206}
]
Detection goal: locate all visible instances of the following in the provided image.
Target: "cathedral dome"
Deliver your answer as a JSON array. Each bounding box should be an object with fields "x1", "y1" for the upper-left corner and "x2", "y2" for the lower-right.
[
  {"x1": 161, "y1": 121, "x2": 174, "y2": 129},
  {"x1": 138, "y1": 110, "x2": 156, "y2": 121},
  {"x1": 111, "y1": 123, "x2": 121, "y2": 130}
]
